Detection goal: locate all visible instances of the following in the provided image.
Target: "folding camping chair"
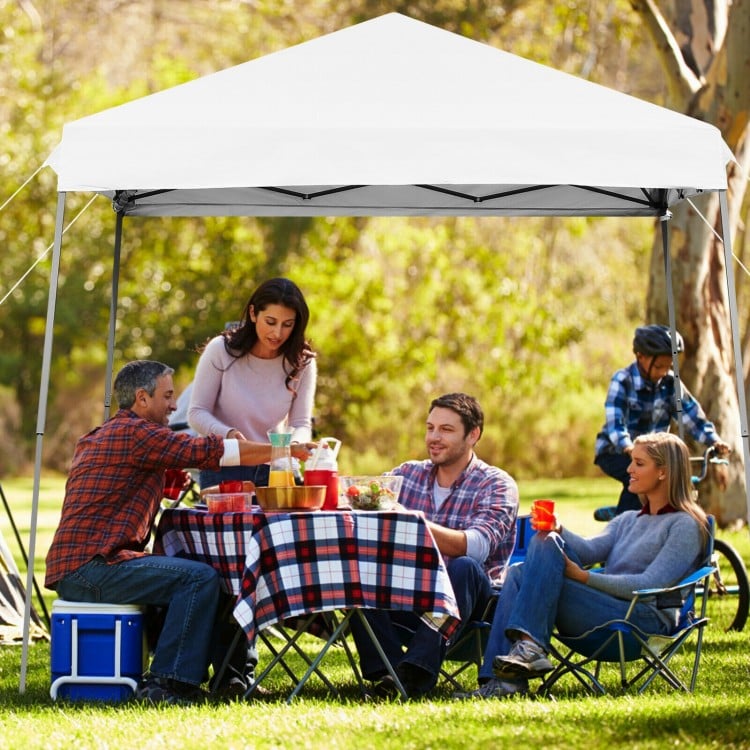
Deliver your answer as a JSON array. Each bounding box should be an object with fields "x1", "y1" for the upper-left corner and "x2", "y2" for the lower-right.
[
  {"x1": 439, "y1": 514, "x2": 535, "y2": 689},
  {"x1": 538, "y1": 515, "x2": 716, "y2": 696}
]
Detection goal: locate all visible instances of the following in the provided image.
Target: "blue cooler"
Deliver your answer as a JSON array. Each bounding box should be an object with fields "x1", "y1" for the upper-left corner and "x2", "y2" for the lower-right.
[{"x1": 50, "y1": 600, "x2": 145, "y2": 701}]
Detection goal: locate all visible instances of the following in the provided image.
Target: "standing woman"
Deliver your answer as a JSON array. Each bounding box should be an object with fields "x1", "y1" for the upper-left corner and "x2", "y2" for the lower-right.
[{"x1": 189, "y1": 277, "x2": 317, "y2": 489}]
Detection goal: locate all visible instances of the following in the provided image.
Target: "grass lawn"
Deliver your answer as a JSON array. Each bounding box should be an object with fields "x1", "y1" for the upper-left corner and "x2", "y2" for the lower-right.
[{"x1": 1, "y1": 475, "x2": 749, "y2": 750}]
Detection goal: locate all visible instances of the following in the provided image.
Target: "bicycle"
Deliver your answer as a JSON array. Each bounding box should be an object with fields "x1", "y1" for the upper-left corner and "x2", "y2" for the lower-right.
[
  {"x1": 690, "y1": 446, "x2": 749, "y2": 632},
  {"x1": 593, "y1": 445, "x2": 748, "y2": 632}
]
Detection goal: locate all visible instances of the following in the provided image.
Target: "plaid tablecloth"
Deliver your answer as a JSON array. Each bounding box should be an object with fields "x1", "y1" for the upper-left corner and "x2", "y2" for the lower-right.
[{"x1": 154, "y1": 508, "x2": 461, "y2": 642}]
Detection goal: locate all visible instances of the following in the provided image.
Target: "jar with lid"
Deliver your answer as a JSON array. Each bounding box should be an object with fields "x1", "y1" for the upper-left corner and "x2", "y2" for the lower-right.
[
  {"x1": 267, "y1": 427, "x2": 295, "y2": 487},
  {"x1": 303, "y1": 437, "x2": 341, "y2": 510}
]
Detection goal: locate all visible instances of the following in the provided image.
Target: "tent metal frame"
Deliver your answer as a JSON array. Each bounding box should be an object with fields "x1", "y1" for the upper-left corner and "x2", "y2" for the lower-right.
[{"x1": 19, "y1": 187, "x2": 750, "y2": 693}]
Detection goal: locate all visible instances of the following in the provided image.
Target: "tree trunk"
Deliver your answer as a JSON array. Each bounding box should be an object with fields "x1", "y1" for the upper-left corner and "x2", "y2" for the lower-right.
[{"x1": 637, "y1": 0, "x2": 750, "y2": 526}]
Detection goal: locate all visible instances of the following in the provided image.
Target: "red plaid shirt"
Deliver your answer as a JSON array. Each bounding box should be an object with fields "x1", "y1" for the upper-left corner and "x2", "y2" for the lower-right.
[{"x1": 45, "y1": 409, "x2": 224, "y2": 588}]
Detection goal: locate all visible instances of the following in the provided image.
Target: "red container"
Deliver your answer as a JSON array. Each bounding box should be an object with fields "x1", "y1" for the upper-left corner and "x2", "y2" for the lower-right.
[
  {"x1": 219, "y1": 480, "x2": 244, "y2": 493},
  {"x1": 207, "y1": 493, "x2": 252, "y2": 513},
  {"x1": 304, "y1": 469, "x2": 339, "y2": 510}
]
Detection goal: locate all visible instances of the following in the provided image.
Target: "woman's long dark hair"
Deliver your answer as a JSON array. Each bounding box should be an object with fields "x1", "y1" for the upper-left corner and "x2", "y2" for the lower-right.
[{"x1": 218, "y1": 278, "x2": 315, "y2": 394}]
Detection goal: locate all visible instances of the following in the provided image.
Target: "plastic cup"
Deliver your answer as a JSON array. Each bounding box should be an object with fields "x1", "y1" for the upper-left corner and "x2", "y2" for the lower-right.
[
  {"x1": 164, "y1": 469, "x2": 189, "y2": 500},
  {"x1": 531, "y1": 499, "x2": 556, "y2": 531}
]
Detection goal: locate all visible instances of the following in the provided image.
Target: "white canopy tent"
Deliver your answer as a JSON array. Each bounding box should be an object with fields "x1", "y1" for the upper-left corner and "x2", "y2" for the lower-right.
[{"x1": 23, "y1": 12, "x2": 749, "y2": 690}]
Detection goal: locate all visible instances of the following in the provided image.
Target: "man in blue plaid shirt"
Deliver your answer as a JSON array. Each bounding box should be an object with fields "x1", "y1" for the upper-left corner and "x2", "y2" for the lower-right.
[
  {"x1": 350, "y1": 392, "x2": 519, "y2": 699},
  {"x1": 595, "y1": 325, "x2": 730, "y2": 518}
]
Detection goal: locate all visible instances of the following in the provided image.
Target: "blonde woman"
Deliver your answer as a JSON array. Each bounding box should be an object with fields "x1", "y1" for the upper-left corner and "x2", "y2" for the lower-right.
[{"x1": 459, "y1": 431, "x2": 708, "y2": 699}]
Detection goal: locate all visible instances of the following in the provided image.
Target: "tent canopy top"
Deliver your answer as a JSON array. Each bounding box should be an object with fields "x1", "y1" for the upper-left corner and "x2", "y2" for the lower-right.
[{"x1": 45, "y1": 13, "x2": 733, "y2": 218}]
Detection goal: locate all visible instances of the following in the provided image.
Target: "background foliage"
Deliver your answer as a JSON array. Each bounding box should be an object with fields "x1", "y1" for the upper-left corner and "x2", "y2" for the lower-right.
[{"x1": 0, "y1": 0, "x2": 739, "y2": 482}]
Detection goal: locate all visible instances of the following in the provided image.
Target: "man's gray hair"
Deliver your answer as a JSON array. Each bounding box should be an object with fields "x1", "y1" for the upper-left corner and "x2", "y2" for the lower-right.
[{"x1": 113, "y1": 360, "x2": 174, "y2": 408}]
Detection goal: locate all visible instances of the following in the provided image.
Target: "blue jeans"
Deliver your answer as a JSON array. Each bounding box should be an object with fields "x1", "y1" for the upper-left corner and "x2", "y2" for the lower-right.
[
  {"x1": 56, "y1": 554, "x2": 227, "y2": 687},
  {"x1": 199, "y1": 464, "x2": 270, "y2": 490},
  {"x1": 478, "y1": 532, "x2": 669, "y2": 681},
  {"x1": 594, "y1": 451, "x2": 641, "y2": 513},
  {"x1": 350, "y1": 556, "x2": 493, "y2": 693}
]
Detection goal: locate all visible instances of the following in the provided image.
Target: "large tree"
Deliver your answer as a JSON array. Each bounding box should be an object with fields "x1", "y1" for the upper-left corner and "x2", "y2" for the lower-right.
[{"x1": 632, "y1": 0, "x2": 750, "y2": 525}]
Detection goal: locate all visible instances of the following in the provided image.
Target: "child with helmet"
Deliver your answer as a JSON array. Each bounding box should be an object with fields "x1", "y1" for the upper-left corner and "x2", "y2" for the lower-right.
[{"x1": 594, "y1": 324, "x2": 731, "y2": 518}]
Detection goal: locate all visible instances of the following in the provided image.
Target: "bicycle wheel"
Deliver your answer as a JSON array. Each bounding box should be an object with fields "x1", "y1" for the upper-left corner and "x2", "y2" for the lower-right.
[{"x1": 703, "y1": 538, "x2": 749, "y2": 632}]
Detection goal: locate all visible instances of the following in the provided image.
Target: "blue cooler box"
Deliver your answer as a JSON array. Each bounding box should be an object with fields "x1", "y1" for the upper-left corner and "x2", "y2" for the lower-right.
[{"x1": 50, "y1": 600, "x2": 145, "y2": 701}]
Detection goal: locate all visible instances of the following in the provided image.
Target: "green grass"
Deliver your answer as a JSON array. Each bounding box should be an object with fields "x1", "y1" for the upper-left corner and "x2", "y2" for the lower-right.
[{"x1": 1, "y1": 476, "x2": 749, "y2": 750}]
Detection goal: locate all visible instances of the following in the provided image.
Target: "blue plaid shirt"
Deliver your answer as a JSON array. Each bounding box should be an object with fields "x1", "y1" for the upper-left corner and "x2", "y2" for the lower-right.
[
  {"x1": 390, "y1": 454, "x2": 518, "y2": 583},
  {"x1": 595, "y1": 361, "x2": 720, "y2": 456}
]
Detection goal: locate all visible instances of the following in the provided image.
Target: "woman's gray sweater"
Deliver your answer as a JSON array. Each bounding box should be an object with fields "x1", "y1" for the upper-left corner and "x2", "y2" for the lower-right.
[{"x1": 561, "y1": 511, "x2": 704, "y2": 601}]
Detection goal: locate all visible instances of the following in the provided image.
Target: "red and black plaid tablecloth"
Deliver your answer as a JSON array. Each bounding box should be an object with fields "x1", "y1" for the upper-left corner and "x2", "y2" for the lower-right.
[{"x1": 154, "y1": 508, "x2": 460, "y2": 641}]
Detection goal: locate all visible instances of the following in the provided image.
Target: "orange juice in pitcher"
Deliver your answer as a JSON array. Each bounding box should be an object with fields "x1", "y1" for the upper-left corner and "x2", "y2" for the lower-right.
[
  {"x1": 268, "y1": 426, "x2": 295, "y2": 487},
  {"x1": 268, "y1": 469, "x2": 295, "y2": 487}
]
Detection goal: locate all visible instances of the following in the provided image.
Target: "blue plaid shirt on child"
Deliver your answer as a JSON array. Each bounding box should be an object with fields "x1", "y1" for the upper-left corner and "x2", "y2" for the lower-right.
[{"x1": 595, "y1": 360, "x2": 720, "y2": 456}]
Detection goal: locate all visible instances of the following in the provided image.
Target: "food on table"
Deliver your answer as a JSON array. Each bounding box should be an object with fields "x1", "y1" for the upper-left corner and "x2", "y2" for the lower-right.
[{"x1": 345, "y1": 480, "x2": 398, "y2": 510}]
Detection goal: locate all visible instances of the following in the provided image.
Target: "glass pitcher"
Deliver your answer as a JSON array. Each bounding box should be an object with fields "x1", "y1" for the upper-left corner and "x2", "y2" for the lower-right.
[{"x1": 267, "y1": 427, "x2": 295, "y2": 487}]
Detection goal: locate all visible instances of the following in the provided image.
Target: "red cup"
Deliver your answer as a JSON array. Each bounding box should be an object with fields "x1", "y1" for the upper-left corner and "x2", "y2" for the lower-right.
[
  {"x1": 164, "y1": 469, "x2": 189, "y2": 500},
  {"x1": 531, "y1": 499, "x2": 556, "y2": 531}
]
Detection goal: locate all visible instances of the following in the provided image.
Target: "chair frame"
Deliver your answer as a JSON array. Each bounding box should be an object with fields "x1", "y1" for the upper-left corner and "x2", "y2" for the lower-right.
[
  {"x1": 538, "y1": 516, "x2": 716, "y2": 697},
  {"x1": 439, "y1": 514, "x2": 534, "y2": 689}
]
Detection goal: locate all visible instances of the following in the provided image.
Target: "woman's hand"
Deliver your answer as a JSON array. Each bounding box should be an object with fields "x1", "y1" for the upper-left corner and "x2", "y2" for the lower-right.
[
  {"x1": 562, "y1": 553, "x2": 589, "y2": 584},
  {"x1": 291, "y1": 442, "x2": 317, "y2": 461},
  {"x1": 227, "y1": 428, "x2": 247, "y2": 440}
]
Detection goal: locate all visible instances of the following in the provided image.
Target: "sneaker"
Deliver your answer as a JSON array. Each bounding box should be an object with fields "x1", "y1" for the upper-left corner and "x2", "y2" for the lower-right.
[
  {"x1": 135, "y1": 675, "x2": 207, "y2": 706},
  {"x1": 593, "y1": 506, "x2": 617, "y2": 522},
  {"x1": 453, "y1": 678, "x2": 528, "y2": 700},
  {"x1": 493, "y1": 639, "x2": 554, "y2": 679}
]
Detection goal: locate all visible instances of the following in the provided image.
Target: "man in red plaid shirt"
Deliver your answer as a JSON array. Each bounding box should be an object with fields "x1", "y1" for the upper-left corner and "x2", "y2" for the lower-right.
[{"x1": 45, "y1": 359, "x2": 313, "y2": 705}]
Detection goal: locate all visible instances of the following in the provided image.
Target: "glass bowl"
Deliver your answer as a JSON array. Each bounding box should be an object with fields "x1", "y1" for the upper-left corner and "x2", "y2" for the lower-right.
[{"x1": 339, "y1": 475, "x2": 403, "y2": 510}]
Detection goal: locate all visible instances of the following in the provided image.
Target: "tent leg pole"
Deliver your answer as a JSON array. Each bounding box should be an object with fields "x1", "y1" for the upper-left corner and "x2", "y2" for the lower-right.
[
  {"x1": 20, "y1": 191, "x2": 66, "y2": 694},
  {"x1": 718, "y1": 191, "x2": 750, "y2": 530},
  {"x1": 103, "y1": 211, "x2": 124, "y2": 421},
  {"x1": 661, "y1": 211, "x2": 685, "y2": 440}
]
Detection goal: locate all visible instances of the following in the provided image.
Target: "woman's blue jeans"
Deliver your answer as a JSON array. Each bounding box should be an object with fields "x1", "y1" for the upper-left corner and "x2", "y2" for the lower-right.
[
  {"x1": 478, "y1": 532, "x2": 669, "y2": 681},
  {"x1": 56, "y1": 554, "x2": 224, "y2": 687}
]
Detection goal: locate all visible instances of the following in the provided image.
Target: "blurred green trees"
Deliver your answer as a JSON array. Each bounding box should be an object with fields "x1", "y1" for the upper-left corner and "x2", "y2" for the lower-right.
[{"x1": 0, "y1": 1, "x2": 706, "y2": 480}]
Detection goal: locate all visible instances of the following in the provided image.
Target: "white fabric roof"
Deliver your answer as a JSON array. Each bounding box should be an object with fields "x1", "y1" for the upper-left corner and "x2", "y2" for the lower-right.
[{"x1": 45, "y1": 12, "x2": 733, "y2": 217}]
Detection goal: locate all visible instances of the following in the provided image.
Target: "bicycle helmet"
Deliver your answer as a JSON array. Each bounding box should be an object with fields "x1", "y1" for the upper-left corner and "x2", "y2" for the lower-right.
[{"x1": 633, "y1": 324, "x2": 684, "y2": 356}]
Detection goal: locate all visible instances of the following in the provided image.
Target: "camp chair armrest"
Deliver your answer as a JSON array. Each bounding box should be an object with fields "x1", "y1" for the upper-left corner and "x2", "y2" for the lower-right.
[{"x1": 632, "y1": 565, "x2": 715, "y2": 598}]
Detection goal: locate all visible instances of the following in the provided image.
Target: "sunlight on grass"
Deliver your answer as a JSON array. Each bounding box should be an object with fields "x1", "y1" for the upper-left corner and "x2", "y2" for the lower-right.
[{"x1": 1, "y1": 474, "x2": 748, "y2": 749}]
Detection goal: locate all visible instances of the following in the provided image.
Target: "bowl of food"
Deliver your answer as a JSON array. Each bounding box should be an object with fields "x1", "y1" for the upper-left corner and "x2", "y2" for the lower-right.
[
  {"x1": 339, "y1": 475, "x2": 403, "y2": 511},
  {"x1": 254, "y1": 485, "x2": 326, "y2": 511}
]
